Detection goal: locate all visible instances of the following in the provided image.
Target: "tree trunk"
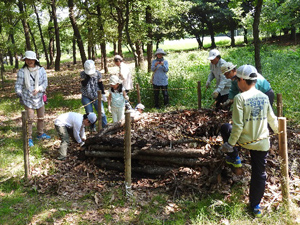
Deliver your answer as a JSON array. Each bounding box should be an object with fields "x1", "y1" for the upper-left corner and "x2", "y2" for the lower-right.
[
  {"x1": 135, "y1": 40, "x2": 144, "y2": 68},
  {"x1": 195, "y1": 35, "x2": 203, "y2": 49},
  {"x1": 96, "y1": 4, "x2": 108, "y2": 73},
  {"x1": 51, "y1": 0, "x2": 61, "y2": 71},
  {"x1": 72, "y1": 36, "x2": 76, "y2": 64},
  {"x1": 230, "y1": 28, "x2": 236, "y2": 47},
  {"x1": 48, "y1": 7, "x2": 54, "y2": 67},
  {"x1": 207, "y1": 21, "x2": 216, "y2": 48},
  {"x1": 146, "y1": 6, "x2": 153, "y2": 73},
  {"x1": 68, "y1": 0, "x2": 87, "y2": 66},
  {"x1": 253, "y1": 0, "x2": 263, "y2": 73},
  {"x1": 244, "y1": 28, "x2": 248, "y2": 44},
  {"x1": 34, "y1": 4, "x2": 50, "y2": 69},
  {"x1": 125, "y1": 0, "x2": 137, "y2": 67},
  {"x1": 28, "y1": 23, "x2": 38, "y2": 57},
  {"x1": 117, "y1": 23, "x2": 123, "y2": 56},
  {"x1": 18, "y1": 1, "x2": 31, "y2": 50}
]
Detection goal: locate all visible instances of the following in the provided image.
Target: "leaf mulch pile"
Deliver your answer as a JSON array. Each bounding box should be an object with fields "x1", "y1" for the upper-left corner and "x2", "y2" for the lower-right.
[{"x1": 30, "y1": 109, "x2": 300, "y2": 214}]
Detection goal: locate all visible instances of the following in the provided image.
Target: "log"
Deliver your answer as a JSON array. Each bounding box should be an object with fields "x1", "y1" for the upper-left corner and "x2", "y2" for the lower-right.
[{"x1": 85, "y1": 151, "x2": 123, "y2": 158}]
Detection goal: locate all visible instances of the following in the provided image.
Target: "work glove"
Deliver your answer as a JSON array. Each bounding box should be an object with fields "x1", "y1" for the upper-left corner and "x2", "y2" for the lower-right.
[
  {"x1": 125, "y1": 95, "x2": 129, "y2": 101},
  {"x1": 220, "y1": 99, "x2": 233, "y2": 108},
  {"x1": 220, "y1": 142, "x2": 234, "y2": 153},
  {"x1": 80, "y1": 141, "x2": 85, "y2": 147},
  {"x1": 206, "y1": 81, "x2": 210, "y2": 88},
  {"x1": 108, "y1": 105, "x2": 112, "y2": 113},
  {"x1": 102, "y1": 95, "x2": 107, "y2": 102},
  {"x1": 212, "y1": 91, "x2": 219, "y2": 99}
]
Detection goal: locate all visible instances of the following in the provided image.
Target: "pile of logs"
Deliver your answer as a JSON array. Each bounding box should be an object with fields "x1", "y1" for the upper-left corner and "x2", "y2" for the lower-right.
[{"x1": 84, "y1": 109, "x2": 231, "y2": 174}]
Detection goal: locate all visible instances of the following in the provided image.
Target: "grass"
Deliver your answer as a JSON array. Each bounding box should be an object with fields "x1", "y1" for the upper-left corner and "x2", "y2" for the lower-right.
[{"x1": 0, "y1": 37, "x2": 300, "y2": 224}]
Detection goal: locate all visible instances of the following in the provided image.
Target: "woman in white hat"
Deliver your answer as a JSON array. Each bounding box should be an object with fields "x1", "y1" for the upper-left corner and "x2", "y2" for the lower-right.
[
  {"x1": 15, "y1": 50, "x2": 51, "y2": 147},
  {"x1": 80, "y1": 59, "x2": 107, "y2": 130},
  {"x1": 150, "y1": 48, "x2": 169, "y2": 109},
  {"x1": 107, "y1": 75, "x2": 129, "y2": 122}
]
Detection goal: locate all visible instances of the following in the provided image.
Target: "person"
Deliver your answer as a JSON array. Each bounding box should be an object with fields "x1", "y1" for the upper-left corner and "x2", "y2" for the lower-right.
[
  {"x1": 129, "y1": 103, "x2": 145, "y2": 118},
  {"x1": 113, "y1": 55, "x2": 133, "y2": 93},
  {"x1": 15, "y1": 50, "x2": 51, "y2": 147},
  {"x1": 206, "y1": 49, "x2": 231, "y2": 108},
  {"x1": 107, "y1": 75, "x2": 129, "y2": 122},
  {"x1": 219, "y1": 64, "x2": 278, "y2": 218},
  {"x1": 221, "y1": 63, "x2": 275, "y2": 109},
  {"x1": 80, "y1": 59, "x2": 107, "y2": 129},
  {"x1": 54, "y1": 112, "x2": 97, "y2": 160},
  {"x1": 150, "y1": 48, "x2": 169, "y2": 109}
]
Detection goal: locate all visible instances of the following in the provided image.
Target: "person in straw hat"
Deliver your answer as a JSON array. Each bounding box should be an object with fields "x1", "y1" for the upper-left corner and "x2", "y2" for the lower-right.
[
  {"x1": 15, "y1": 50, "x2": 51, "y2": 147},
  {"x1": 150, "y1": 48, "x2": 169, "y2": 109}
]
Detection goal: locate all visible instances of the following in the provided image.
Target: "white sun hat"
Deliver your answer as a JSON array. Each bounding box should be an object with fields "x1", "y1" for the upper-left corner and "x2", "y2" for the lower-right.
[
  {"x1": 109, "y1": 75, "x2": 122, "y2": 85},
  {"x1": 221, "y1": 62, "x2": 237, "y2": 74},
  {"x1": 84, "y1": 60, "x2": 96, "y2": 75},
  {"x1": 236, "y1": 65, "x2": 258, "y2": 80},
  {"x1": 22, "y1": 51, "x2": 39, "y2": 62},
  {"x1": 154, "y1": 48, "x2": 166, "y2": 56},
  {"x1": 87, "y1": 112, "x2": 97, "y2": 124},
  {"x1": 135, "y1": 103, "x2": 145, "y2": 110},
  {"x1": 207, "y1": 49, "x2": 220, "y2": 60}
]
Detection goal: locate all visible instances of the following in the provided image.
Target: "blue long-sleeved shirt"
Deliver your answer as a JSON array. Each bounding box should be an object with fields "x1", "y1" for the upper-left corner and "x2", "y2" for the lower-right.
[{"x1": 151, "y1": 58, "x2": 169, "y2": 86}]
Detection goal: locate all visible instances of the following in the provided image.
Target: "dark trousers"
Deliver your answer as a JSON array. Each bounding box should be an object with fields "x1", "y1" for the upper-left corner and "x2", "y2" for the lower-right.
[
  {"x1": 153, "y1": 84, "x2": 169, "y2": 108},
  {"x1": 265, "y1": 88, "x2": 274, "y2": 107},
  {"x1": 220, "y1": 123, "x2": 268, "y2": 209},
  {"x1": 216, "y1": 94, "x2": 229, "y2": 109}
]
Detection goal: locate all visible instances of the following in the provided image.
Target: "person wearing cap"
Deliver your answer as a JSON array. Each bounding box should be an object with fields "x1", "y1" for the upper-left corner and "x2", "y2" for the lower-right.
[
  {"x1": 15, "y1": 50, "x2": 51, "y2": 147},
  {"x1": 206, "y1": 49, "x2": 231, "y2": 108},
  {"x1": 219, "y1": 64, "x2": 278, "y2": 218},
  {"x1": 54, "y1": 112, "x2": 97, "y2": 160},
  {"x1": 113, "y1": 55, "x2": 133, "y2": 93},
  {"x1": 151, "y1": 48, "x2": 169, "y2": 109},
  {"x1": 80, "y1": 60, "x2": 107, "y2": 129},
  {"x1": 221, "y1": 63, "x2": 274, "y2": 109},
  {"x1": 107, "y1": 75, "x2": 129, "y2": 122},
  {"x1": 129, "y1": 103, "x2": 145, "y2": 118}
]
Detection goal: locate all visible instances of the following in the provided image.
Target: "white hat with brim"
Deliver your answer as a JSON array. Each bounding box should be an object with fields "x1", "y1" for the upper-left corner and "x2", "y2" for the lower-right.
[
  {"x1": 135, "y1": 103, "x2": 145, "y2": 110},
  {"x1": 154, "y1": 48, "x2": 166, "y2": 56},
  {"x1": 22, "y1": 51, "x2": 39, "y2": 62},
  {"x1": 84, "y1": 60, "x2": 96, "y2": 75},
  {"x1": 207, "y1": 49, "x2": 220, "y2": 60},
  {"x1": 109, "y1": 75, "x2": 122, "y2": 85},
  {"x1": 87, "y1": 112, "x2": 97, "y2": 124},
  {"x1": 221, "y1": 62, "x2": 237, "y2": 74},
  {"x1": 236, "y1": 65, "x2": 258, "y2": 80}
]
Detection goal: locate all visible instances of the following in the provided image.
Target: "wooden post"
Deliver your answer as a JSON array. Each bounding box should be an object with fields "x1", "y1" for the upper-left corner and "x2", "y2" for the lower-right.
[
  {"x1": 22, "y1": 111, "x2": 30, "y2": 179},
  {"x1": 277, "y1": 93, "x2": 283, "y2": 117},
  {"x1": 136, "y1": 83, "x2": 141, "y2": 104},
  {"x1": 197, "y1": 81, "x2": 201, "y2": 109},
  {"x1": 97, "y1": 90, "x2": 102, "y2": 132},
  {"x1": 278, "y1": 117, "x2": 290, "y2": 208},
  {"x1": 124, "y1": 111, "x2": 132, "y2": 196}
]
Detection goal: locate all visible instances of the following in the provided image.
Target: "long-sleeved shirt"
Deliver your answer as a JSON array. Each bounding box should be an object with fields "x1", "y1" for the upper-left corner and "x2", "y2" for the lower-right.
[
  {"x1": 15, "y1": 66, "x2": 48, "y2": 109},
  {"x1": 206, "y1": 58, "x2": 231, "y2": 96},
  {"x1": 151, "y1": 58, "x2": 169, "y2": 86},
  {"x1": 228, "y1": 87, "x2": 278, "y2": 151},
  {"x1": 54, "y1": 112, "x2": 86, "y2": 144},
  {"x1": 228, "y1": 73, "x2": 271, "y2": 100},
  {"x1": 119, "y1": 62, "x2": 133, "y2": 91},
  {"x1": 80, "y1": 70, "x2": 104, "y2": 100}
]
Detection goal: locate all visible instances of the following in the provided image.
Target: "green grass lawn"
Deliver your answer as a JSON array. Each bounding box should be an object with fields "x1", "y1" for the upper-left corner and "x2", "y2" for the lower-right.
[{"x1": 0, "y1": 38, "x2": 300, "y2": 224}]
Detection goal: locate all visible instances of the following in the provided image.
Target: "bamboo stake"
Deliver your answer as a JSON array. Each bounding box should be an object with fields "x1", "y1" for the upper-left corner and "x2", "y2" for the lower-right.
[
  {"x1": 277, "y1": 93, "x2": 283, "y2": 117},
  {"x1": 97, "y1": 90, "x2": 102, "y2": 132},
  {"x1": 136, "y1": 83, "x2": 141, "y2": 104},
  {"x1": 197, "y1": 81, "x2": 201, "y2": 109},
  {"x1": 124, "y1": 111, "x2": 132, "y2": 196},
  {"x1": 22, "y1": 111, "x2": 30, "y2": 179},
  {"x1": 278, "y1": 117, "x2": 290, "y2": 209}
]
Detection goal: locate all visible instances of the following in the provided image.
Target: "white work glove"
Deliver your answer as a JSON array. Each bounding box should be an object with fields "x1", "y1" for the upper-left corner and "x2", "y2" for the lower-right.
[
  {"x1": 108, "y1": 105, "x2": 112, "y2": 113},
  {"x1": 80, "y1": 141, "x2": 85, "y2": 147},
  {"x1": 221, "y1": 99, "x2": 233, "y2": 108},
  {"x1": 220, "y1": 142, "x2": 234, "y2": 153},
  {"x1": 125, "y1": 95, "x2": 129, "y2": 101},
  {"x1": 102, "y1": 95, "x2": 107, "y2": 102},
  {"x1": 206, "y1": 81, "x2": 210, "y2": 88},
  {"x1": 212, "y1": 91, "x2": 219, "y2": 99}
]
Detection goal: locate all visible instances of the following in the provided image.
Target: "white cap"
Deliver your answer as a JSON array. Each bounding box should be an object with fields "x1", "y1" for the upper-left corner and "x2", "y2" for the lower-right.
[
  {"x1": 114, "y1": 55, "x2": 123, "y2": 61},
  {"x1": 207, "y1": 49, "x2": 220, "y2": 60},
  {"x1": 154, "y1": 48, "x2": 166, "y2": 56},
  {"x1": 84, "y1": 60, "x2": 96, "y2": 75},
  {"x1": 135, "y1": 103, "x2": 145, "y2": 110},
  {"x1": 236, "y1": 65, "x2": 258, "y2": 80},
  {"x1": 87, "y1": 112, "x2": 97, "y2": 124},
  {"x1": 22, "y1": 51, "x2": 39, "y2": 62},
  {"x1": 109, "y1": 75, "x2": 121, "y2": 85},
  {"x1": 221, "y1": 62, "x2": 237, "y2": 74}
]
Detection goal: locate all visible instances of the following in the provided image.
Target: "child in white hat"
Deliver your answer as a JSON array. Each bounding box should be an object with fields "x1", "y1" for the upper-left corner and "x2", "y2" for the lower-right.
[{"x1": 107, "y1": 75, "x2": 129, "y2": 122}]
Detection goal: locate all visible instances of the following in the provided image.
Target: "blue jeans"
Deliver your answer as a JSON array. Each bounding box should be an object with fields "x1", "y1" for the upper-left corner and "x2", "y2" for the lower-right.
[{"x1": 81, "y1": 95, "x2": 107, "y2": 128}]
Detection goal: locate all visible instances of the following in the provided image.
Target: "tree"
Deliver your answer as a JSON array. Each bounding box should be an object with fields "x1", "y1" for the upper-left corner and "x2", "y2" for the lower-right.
[
  {"x1": 17, "y1": 0, "x2": 31, "y2": 50},
  {"x1": 50, "y1": 0, "x2": 61, "y2": 71},
  {"x1": 253, "y1": 0, "x2": 263, "y2": 73}
]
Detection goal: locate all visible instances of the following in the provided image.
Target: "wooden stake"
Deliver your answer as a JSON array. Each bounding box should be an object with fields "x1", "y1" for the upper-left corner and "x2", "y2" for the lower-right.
[
  {"x1": 197, "y1": 81, "x2": 201, "y2": 109},
  {"x1": 124, "y1": 111, "x2": 132, "y2": 196},
  {"x1": 136, "y1": 83, "x2": 141, "y2": 104},
  {"x1": 277, "y1": 93, "x2": 283, "y2": 117},
  {"x1": 97, "y1": 90, "x2": 102, "y2": 132},
  {"x1": 278, "y1": 117, "x2": 290, "y2": 208},
  {"x1": 22, "y1": 111, "x2": 30, "y2": 179}
]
